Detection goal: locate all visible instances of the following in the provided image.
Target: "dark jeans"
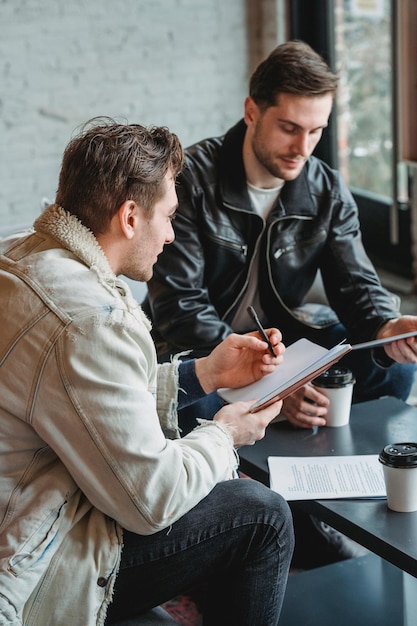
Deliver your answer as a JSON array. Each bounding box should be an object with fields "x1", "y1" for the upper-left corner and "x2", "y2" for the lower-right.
[
  {"x1": 105, "y1": 479, "x2": 294, "y2": 626},
  {"x1": 177, "y1": 322, "x2": 416, "y2": 434}
]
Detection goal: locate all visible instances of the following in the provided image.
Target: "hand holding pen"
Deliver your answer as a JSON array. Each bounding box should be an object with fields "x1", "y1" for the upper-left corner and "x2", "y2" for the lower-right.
[{"x1": 247, "y1": 306, "x2": 278, "y2": 358}]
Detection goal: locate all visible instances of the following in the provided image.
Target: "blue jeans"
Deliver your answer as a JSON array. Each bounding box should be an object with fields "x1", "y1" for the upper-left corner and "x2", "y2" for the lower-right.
[{"x1": 105, "y1": 479, "x2": 294, "y2": 626}]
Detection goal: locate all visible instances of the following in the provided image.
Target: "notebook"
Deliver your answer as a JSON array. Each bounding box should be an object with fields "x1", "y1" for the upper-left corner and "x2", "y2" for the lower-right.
[{"x1": 218, "y1": 338, "x2": 352, "y2": 413}]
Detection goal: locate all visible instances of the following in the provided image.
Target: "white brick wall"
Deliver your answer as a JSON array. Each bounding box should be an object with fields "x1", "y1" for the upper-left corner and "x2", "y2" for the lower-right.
[{"x1": 0, "y1": 0, "x2": 260, "y2": 226}]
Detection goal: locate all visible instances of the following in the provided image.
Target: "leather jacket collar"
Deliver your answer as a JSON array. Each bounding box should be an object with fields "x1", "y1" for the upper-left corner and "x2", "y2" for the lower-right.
[{"x1": 219, "y1": 119, "x2": 317, "y2": 217}]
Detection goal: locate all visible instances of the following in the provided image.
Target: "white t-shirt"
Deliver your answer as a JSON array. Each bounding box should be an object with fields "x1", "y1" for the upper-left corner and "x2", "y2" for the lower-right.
[{"x1": 231, "y1": 180, "x2": 284, "y2": 332}]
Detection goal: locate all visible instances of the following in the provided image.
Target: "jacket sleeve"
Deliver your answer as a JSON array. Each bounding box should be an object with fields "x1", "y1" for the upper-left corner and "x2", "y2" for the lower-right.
[
  {"x1": 145, "y1": 163, "x2": 233, "y2": 357},
  {"x1": 319, "y1": 171, "x2": 400, "y2": 343},
  {"x1": 34, "y1": 308, "x2": 238, "y2": 536}
]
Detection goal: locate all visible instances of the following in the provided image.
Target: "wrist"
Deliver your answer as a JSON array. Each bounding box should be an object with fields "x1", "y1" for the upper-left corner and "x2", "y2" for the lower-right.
[
  {"x1": 194, "y1": 356, "x2": 216, "y2": 394},
  {"x1": 376, "y1": 318, "x2": 399, "y2": 340},
  {"x1": 178, "y1": 359, "x2": 207, "y2": 407}
]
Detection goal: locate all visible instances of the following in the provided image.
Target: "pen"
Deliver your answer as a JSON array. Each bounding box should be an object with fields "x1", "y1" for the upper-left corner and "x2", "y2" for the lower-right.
[{"x1": 247, "y1": 306, "x2": 277, "y2": 357}]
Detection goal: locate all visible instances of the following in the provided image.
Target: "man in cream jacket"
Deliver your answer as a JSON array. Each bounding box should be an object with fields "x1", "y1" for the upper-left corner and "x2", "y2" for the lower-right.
[{"x1": 0, "y1": 118, "x2": 293, "y2": 625}]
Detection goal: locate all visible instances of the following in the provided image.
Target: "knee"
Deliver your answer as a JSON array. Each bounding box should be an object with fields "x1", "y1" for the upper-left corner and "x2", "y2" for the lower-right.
[
  {"x1": 375, "y1": 362, "x2": 416, "y2": 401},
  {"x1": 250, "y1": 481, "x2": 295, "y2": 556},
  {"x1": 352, "y1": 361, "x2": 416, "y2": 403},
  {"x1": 234, "y1": 479, "x2": 294, "y2": 535},
  {"x1": 215, "y1": 479, "x2": 295, "y2": 563}
]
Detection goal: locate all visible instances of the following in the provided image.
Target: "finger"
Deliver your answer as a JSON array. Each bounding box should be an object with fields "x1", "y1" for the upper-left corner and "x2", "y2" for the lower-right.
[
  {"x1": 249, "y1": 399, "x2": 283, "y2": 424},
  {"x1": 233, "y1": 333, "x2": 275, "y2": 352},
  {"x1": 261, "y1": 357, "x2": 284, "y2": 372},
  {"x1": 260, "y1": 343, "x2": 286, "y2": 365},
  {"x1": 400, "y1": 338, "x2": 417, "y2": 358},
  {"x1": 241, "y1": 330, "x2": 285, "y2": 357},
  {"x1": 387, "y1": 340, "x2": 417, "y2": 363},
  {"x1": 265, "y1": 327, "x2": 283, "y2": 345},
  {"x1": 283, "y1": 395, "x2": 327, "y2": 426},
  {"x1": 303, "y1": 384, "x2": 329, "y2": 407},
  {"x1": 289, "y1": 411, "x2": 326, "y2": 429}
]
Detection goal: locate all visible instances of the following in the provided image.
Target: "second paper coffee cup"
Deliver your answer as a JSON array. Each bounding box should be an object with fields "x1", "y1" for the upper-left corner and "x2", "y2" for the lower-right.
[
  {"x1": 312, "y1": 366, "x2": 355, "y2": 427},
  {"x1": 379, "y1": 443, "x2": 417, "y2": 512}
]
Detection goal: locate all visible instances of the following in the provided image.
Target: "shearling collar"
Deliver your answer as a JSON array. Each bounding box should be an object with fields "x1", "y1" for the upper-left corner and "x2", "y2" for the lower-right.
[
  {"x1": 33, "y1": 203, "x2": 150, "y2": 326},
  {"x1": 34, "y1": 204, "x2": 115, "y2": 281}
]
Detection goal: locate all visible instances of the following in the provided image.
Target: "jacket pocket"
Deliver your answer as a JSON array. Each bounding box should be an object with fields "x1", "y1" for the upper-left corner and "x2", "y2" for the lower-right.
[
  {"x1": 207, "y1": 232, "x2": 248, "y2": 256},
  {"x1": 8, "y1": 501, "x2": 67, "y2": 577},
  {"x1": 273, "y1": 229, "x2": 327, "y2": 260}
]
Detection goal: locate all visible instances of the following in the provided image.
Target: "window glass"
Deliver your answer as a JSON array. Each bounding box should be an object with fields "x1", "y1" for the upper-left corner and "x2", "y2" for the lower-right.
[{"x1": 335, "y1": 0, "x2": 393, "y2": 198}]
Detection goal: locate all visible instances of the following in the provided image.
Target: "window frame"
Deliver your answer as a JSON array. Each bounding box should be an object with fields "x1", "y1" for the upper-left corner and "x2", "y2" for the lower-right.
[{"x1": 288, "y1": 0, "x2": 413, "y2": 278}]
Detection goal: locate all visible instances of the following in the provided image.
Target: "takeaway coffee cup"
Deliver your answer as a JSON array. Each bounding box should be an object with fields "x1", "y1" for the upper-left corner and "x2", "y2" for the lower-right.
[
  {"x1": 312, "y1": 366, "x2": 355, "y2": 427},
  {"x1": 378, "y1": 443, "x2": 417, "y2": 512}
]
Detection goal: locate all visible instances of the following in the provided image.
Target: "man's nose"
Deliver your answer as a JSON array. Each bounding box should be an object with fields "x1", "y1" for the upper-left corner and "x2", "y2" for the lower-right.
[
  {"x1": 293, "y1": 132, "x2": 311, "y2": 157},
  {"x1": 166, "y1": 222, "x2": 175, "y2": 244}
]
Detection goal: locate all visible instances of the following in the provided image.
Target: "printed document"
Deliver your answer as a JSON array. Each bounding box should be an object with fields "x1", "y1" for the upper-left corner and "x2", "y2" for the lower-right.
[{"x1": 268, "y1": 455, "x2": 386, "y2": 500}]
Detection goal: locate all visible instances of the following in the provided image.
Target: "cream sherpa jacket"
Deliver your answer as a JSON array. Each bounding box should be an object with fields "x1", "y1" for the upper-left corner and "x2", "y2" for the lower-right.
[{"x1": 0, "y1": 205, "x2": 237, "y2": 625}]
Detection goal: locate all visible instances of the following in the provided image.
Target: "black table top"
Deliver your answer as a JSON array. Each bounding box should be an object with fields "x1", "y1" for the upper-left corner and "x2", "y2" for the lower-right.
[{"x1": 238, "y1": 396, "x2": 417, "y2": 576}]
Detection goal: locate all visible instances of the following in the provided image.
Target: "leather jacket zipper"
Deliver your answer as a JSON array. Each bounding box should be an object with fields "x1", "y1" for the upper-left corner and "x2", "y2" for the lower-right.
[
  {"x1": 207, "y1": 232, "x2": 248, "y2": 256},
  {"x1": 273, "y1": 225, "x2": 318, "y2": 260},
  {"x1": 274, "y1": 244, "x2": 296, "y2": 260}
]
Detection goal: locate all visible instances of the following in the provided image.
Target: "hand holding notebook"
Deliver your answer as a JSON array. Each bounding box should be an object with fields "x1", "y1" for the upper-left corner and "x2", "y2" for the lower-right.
[{"x1": 218, "y1": 338, "x2": 352, "y2": 413}]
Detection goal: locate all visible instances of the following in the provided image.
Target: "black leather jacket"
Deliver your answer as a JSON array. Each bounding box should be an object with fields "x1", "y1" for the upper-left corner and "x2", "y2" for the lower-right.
[{"x1": 144, "y1": 120, "x2": 399, "y2": 358}]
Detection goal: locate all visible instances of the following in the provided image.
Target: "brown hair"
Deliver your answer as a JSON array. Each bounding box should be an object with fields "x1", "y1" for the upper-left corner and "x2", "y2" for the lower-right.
[
  {"x1": 56, "y1": 117, "x2": 184, "y2": 235},
  {"x1": 249, "y1": 40, "x2": 339, "y2": 110}
]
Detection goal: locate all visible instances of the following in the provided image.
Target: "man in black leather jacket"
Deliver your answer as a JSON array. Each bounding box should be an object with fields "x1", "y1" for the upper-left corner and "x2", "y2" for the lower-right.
[{"x1": 144, "y1": 40, "x2": 417, "y2": 432}]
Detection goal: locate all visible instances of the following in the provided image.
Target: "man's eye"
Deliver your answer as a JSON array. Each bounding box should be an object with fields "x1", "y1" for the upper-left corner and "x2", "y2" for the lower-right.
[{"x1": 280, "y1": 124, "x2": 297, "y2": 134}]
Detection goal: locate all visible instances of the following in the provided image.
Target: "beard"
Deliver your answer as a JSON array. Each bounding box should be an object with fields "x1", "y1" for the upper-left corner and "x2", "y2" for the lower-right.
[
  {"x1": 118, "y1": 243, "x2": 154, "y2": 283},
  {"x1": 251, "y1": 125, "x2": 306, "y2": 182},
  {"x1": 121, "y1": 264, "x2": 152, "y2": 283},
  {"x1": 252, "y1": 142, "x2": 305, "y2": 181}
]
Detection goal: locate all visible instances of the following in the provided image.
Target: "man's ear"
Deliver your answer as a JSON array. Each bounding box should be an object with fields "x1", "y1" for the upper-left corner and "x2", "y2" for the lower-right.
[
  {"x1": 117, "y1": 200, "x2": 138, "y2": 240},
  {"x1": 244, "y1": 96, "x2": 258, "y2": 126}
]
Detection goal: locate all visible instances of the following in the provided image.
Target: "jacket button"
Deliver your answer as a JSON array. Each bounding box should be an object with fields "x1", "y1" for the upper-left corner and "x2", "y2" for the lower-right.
[{"x1": 97, "y1": 577, "x2": 108, "y2": 588}]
